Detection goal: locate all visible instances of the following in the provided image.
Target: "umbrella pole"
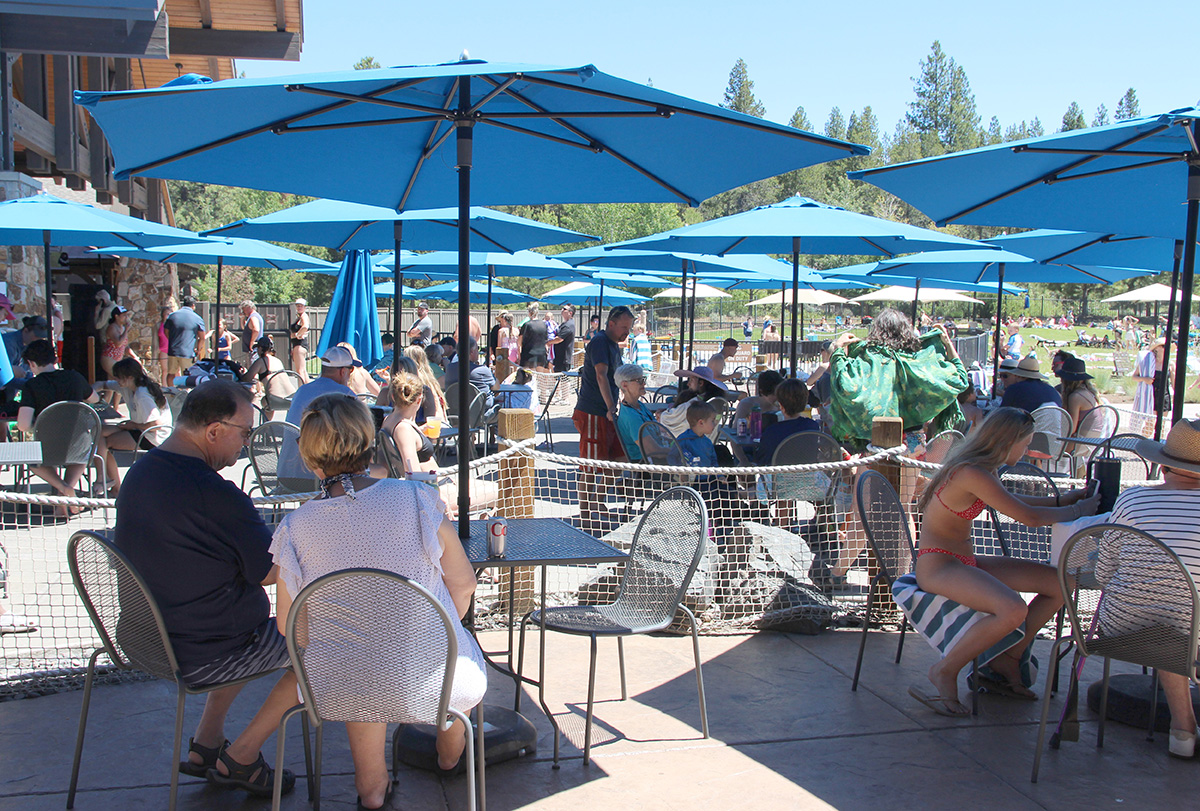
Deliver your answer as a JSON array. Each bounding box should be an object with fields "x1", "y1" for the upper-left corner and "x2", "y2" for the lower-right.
[
  {"x1": 1156, "y1": 241, "x2": 1183, "y2": 440},
  {"x1": 992, "y1": 264, "x2": 1005, "y2": 397},
  {"x1": 679, "y1": 259, "x2": 688, "y2": 366},
  {"x1": 42, "y1": 232, "x2": 53, "y2": 349},
  {"x1": 598, "y1": 280, "x2": 605, "y2": 313},
  {"x1": 688, "y1": 272, "x2": 697, "y2": 367},
  {"x1": 911, "y1": 278, "x2": 921, "y2": 325},
  {"x1": 1171, "y1": 168, "x2": 1198, "y2": 426},
  {"x1": 393, "y1": 221, "x2": 403, "y2": 374},
  {"x1": 779, "y1": 282, "x2": 786, "y2": 371},
  {"x1": 790, "y1": 238, "x2": 801, "y2": 377},
  {"x1": 455, "y1": 80, "x2": 473, "y2": 539},
  {"x1": 485, "y1": 265, "x2": 494, "y2": 363},
  {"x1": 214, "y1": 256, "x2": 223, "y2": 357}
]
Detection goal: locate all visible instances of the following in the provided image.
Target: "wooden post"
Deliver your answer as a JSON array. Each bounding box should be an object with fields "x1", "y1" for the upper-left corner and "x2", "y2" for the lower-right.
[
  {"x1": 754, "y1": 353, "x2": 766, "y2": 374},
  {"x1": 868, "y1": 417, "x2": 904, "y2": 623},
  {"x1": 496, "y1": 407, "x2": 536, "y2": 615}
]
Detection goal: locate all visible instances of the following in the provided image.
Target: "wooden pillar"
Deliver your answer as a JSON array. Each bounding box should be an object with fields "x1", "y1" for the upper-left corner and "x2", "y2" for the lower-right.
[
  {"x1": 868, "y1": 416, "x2": 904, "y2": 623},
  {"x1": 496, "y1": 407, "x2": 536, "y2": 615}
]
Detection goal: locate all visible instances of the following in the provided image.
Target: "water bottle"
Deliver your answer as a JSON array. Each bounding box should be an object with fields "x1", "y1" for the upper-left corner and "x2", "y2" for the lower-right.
[{"x1": 749, "y1": 405, "x2": 762, "y2": 440}]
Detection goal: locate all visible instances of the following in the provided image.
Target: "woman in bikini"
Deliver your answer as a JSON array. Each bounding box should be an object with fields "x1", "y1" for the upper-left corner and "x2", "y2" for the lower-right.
[{"x1": 910, "y1": 407, "x2": 1101, "y2": 717}]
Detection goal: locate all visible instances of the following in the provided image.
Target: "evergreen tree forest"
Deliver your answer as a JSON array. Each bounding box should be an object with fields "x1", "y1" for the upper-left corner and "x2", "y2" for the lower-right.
[{"x1": 167, "y1": 45, "x2": 1158, "y2": 313}]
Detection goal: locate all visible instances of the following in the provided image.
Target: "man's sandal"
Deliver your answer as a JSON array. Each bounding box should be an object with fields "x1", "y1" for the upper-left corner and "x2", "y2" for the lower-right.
[
  {"x1": 178, "y1": 737, "x2": 228, "y2": 778},
  {"x1": 207, "y1": 749, "x2": 295, "y2": 797}
]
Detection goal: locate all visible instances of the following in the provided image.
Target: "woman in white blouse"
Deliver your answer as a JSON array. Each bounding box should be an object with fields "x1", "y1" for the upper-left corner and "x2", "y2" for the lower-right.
[
  {"x1": 95, "y1": 357, "x2": 173, "y2": 495},
  {"x1": 270, "y1": 394, "x2": 485, "y2": 809}
]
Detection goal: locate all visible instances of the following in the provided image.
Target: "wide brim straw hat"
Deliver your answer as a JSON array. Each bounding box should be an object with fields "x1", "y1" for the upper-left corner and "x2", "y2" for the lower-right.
[
  {"x1": 674, "y1": 366, "x2": 729, "y2": 393},
  {"x1": 1134, "y1": 419, "x2": 1200, "y2": 475},
  {"x1": 1007, "y1": 356, "x2": 1047, "y2": 380}
]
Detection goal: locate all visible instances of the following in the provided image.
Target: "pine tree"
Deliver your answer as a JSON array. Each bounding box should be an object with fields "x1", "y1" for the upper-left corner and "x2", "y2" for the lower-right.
[
  {"x1": 984, "y1": 116, "x2": 1003, "y2": 145},
  {"x1": 1060, "y1": 102, "x2": 1086, "y2": 131},
  {"x1": 777, "y1": 107, "x2": 822, "y2": 201},
  {"x1": 353, "y1": 56, "x2": 381, "y2": 70},
  {"x1": 1115, "y1": 88, "x2": 1140, "y2": 120},
  {"x1": 788, "y1": 106, "x2": 813, "y2": 132},
  {"x1": 721, "y1": 59, "x2": 766, "y2": 118},
  {"x1": 1092, "y1": 103, "x2": 1110, "y2": 127},
  {"x1": 1029, "y1": 118, "x2": 1045, "y2": 137},
  {"x1": 906, "y1": 41, "x2": 981, "y2": 155},
  {"x1": 824, "y1": 107, "x2": 846, "y2": 141}
]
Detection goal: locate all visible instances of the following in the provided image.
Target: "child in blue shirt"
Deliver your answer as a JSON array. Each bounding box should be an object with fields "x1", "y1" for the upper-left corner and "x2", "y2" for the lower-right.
[{"x1": 675, "y1": 400, "x2": 719, "y2": 468}]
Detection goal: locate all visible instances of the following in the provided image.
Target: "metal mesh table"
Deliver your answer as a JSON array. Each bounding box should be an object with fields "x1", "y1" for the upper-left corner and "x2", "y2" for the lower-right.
[
  {"x1": 1057, "y1": 435, "x2": 1143, "y2": 452},
  {"x1": 0, "y1": 442, "x2": 42, "y2": 466}
]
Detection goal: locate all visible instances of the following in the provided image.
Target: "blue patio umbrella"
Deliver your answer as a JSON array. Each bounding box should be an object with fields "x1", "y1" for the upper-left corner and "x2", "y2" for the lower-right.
[
  {"x1": 625, "y1": 196, "x2": 987, "y2": 374},
  {"x1": 371, "y1": 281, "x2": 421, "y2": 299},
  {"x1": 541, "y1": 283, "x2": 648, "y2": 308},
  {"x1": 0, "y1": 192, "x2": 209, "y2": 327},
  {"x1": 415, "y1": 279, "x2": 532, "y2": 305},
  {"x1": 848, "y1": 107, "x2": 1199, "y2": 426},
  {"x1": 205, "y1": 199, "x2": 596, "y2": 348},
  {"x1": 316, "y1": 250, "x2": 383, "y2": 368},
  {"x1": 91, "y1": 236, "x2": 336, "y2": 339},
  {"x1": 822, "y1": 261, "x2": 1025, "y2": 295},
  {"x1": 853, "y1": 248, "x2": 1155, "y2": 385},
  {"x1": 985, "y1": 229, "x2": 1189, "y2": 273},
  {"x1": 76, "y1": 56, "x2": 869, "y2": 535}
]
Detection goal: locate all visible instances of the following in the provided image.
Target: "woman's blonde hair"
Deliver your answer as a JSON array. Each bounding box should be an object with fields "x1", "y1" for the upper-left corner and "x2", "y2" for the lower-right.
[
  {"x1": 917, "y1": 407, "x2": 1035, "y2": 513},
  {"x1": 298, "y1": 394, "x2": 375, "y2": 477},
  {"x1": 404, "y1": 345, "x2": 446, "y2": 413},
  {"x1": 527, "y1": 302, "x2": 539, "y2": 317},
  {"x1": 389, "y1": 370, "x2": 424, "y2": 409},
  {"x1": 1062, "y1": 378, "x2": 1099, "y2": 403}
]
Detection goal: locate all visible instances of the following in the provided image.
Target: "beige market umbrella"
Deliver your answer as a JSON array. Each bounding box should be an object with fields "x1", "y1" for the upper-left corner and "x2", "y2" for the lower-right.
[
  {"x1": 849, "y1": 285, "x2": 983, "y2": 304},
  {"x1": 653, "y1": 282, "x2": 731, "y2": 299},
  {"x1": 1101, "y1": 282, "x2": 1200, "y2": 303},
  {"x1": 750, "y1": 289, "x2": 850, "y2": 306}
]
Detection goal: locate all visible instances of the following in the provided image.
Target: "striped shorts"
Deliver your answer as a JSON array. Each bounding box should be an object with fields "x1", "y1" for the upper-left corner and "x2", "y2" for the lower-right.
[{"x1": 180, "y1": 617, "x2": 291, "y2": 688}]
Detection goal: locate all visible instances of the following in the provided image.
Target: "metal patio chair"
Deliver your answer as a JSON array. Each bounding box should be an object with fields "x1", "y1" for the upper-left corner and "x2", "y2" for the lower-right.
[
  {"x1": 516, "y1": 487, "x2": 710, "y2": 766},
  {"x1": 65, "y1": 530, "x2": 295, "y2": 811},
  {"x1": 638, "y1": 420, "x2": 684, "y2": 467},
  {"x1": 245, "y1": 421, "x2": 315, "y2": 497},
  {"x1": 274, "y1": 568, "x2": 484, "y2": 810},
  {"x1": 30, "y1": 401, "x2": 107, "y2": 498}
]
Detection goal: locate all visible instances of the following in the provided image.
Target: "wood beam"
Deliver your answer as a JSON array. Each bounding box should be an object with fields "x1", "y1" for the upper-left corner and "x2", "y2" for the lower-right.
[
  {"x1": 86, "y1": 55, "x2": 113, "y2": 193},
  {"x1": 12, "y1": 97, "x2": 54, "y2": 159},
  {"x1": 52, "y1": 54, "x2": 80, "y2": 173},
  {"x1": 19, "y1": 53, "x2": 49, "y2": 171},
  {"x1": 0, "y1": 53, "x2": 12, "y2": 171},
  {"x1": 274, "y1": 0, "x2": 286, "y2": 31},
  {"x1": 0, "y1": 12, "x2": 168, "y2": 59},
  {"x1": 199, "y1": 0, "x2": 212, "y2": 27},
  {"x1": 167, "y1": 27, "x2": 301, "y2": 60}
]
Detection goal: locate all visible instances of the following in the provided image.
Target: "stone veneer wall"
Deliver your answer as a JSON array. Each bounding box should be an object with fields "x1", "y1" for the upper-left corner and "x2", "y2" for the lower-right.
[{"x1": 0, "y1": 173, "x2": 49, "y2": 320}]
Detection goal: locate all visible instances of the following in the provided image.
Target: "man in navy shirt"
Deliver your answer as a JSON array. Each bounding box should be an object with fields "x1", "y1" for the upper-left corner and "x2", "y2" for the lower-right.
[
  {"x1": 999, "y1": 356, "x2": 1063, "y2": 413},
  {"x1": 754, "y1": 378, "x2": 823, "y2": 463},
  {"x1": 114, "y1": 380, "x2": 296, "y2": 796}
]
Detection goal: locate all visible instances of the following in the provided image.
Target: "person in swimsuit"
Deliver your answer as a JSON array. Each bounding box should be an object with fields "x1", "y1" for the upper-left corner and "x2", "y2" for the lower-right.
[
  {"x1": 380, "y1": 372, "x2": 456, "y2": 517},
  {"x1": 100, "y1": 306, "x2": 132, "y2": 378},
  {"x1": 289, "y1": 298, "x2": 310, "y2": 384},
  {"x1": 910, "y1": 407, "x2": 1101, "y2": 717}
]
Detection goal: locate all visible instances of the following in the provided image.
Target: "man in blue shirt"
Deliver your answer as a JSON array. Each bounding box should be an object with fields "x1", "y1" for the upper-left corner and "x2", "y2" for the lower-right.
[
  {"x1": 367, "y1": 332, "x2": 395, "y2": 383},
  {"x1": 755, "y1": 379, "x2": 823, "y2": 463},
  {"x1": 443, "y1": 336, "x2": 497, "y2": 415},
  {"x1": 163, "y1": 296, "x2": 207, "y2": 379},
  {"x1": 277, "y1": 346, "x2": 355, "y2": 482},
  {"x1": 574, "y1": 305, "x2": 635, "y2": 461},
  {"x1": 999, "y1": 356, "x2": 1063, "y2": 413},
  {"x1": 3, "y1": 315, "x2": 48, "y2": 380},
  {"x1": 114, "y1": 381, "x2": 297, "y2": 796}
]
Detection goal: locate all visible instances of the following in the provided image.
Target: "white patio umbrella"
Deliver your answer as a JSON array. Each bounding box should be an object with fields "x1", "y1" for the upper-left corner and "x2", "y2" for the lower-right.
[
  {"x1": 653, "y1": 283, "x2": 730, "y2": 299},
  {"x1": 850, "y1": 286, "x2": 983, "y2": 305},
  {"x1": 1101, "y1": 282, "x2": 1200, "y2": 303},
  {"x1": 750, "y1": 289, "x2": 850, "y2": 307}
]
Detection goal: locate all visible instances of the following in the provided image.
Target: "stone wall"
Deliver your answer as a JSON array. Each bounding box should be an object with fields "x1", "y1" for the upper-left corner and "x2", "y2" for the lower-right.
[
  {"x1": 0, "y1": 173, "x2": 48, "y2": 320},
  {"x1": 115, "y1": 256, "x2": 179, "y2": 375}
]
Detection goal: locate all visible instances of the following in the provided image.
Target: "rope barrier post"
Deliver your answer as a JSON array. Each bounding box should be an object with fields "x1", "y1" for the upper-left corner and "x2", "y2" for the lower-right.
[
  {"x1": 869, "y1": 417, "x2": 904, "y2": 624},
  {"x1": 755, "y1": 352, "x2": 766, "y2": 374},
  {"x1": 497, "y1": 407, "x2": 537, "y2": 615}
]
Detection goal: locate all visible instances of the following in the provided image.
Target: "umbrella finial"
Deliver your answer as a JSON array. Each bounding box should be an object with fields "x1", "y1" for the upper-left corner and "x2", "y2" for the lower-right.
[{"x1": 459, "y1": 49, "x2": 470, "y2": 62}]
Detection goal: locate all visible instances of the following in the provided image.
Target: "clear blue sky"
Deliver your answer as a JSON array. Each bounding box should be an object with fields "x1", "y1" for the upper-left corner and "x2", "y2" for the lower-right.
[{"x1": 240, "y1": 0, "x2": 1198, "y2": 138}]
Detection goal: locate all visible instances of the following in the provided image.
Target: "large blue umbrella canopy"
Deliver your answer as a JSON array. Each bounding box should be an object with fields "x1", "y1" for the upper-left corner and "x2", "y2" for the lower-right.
[
  {"x1": 848, "y1": 107, "x2": 1200, "y2": 425},
  {"x1": 316, "y1": 250, "x2": 383, "y2": 368},
  {"x1": 822, "y1": 261, "x2": 1025, "y2": 295},
  {"x1": 205, "y1": 198, "x2": 597, "y2": 252},
  {"x1": 0, "y1": 192, "x2": 209, "y2": 326},
  {"x1": 376, "y1": 249, "x2": 584, "y2": 280},
  {"x1": 411, "y1": 279, "x2": 532, "y2": 305},
  {"x1": 621, "y1": 196, "x2": 987, "y2": 372},
  {"x1": 75, "y1": 57, "x2": 869, "y2": 534},
  {"x1": 371, "y1": 281, "x2": 420, "y2": 299}
]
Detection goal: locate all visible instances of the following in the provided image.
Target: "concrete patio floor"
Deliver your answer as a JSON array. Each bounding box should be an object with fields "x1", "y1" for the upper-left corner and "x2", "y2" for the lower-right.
[{"x1": 1, "y1": 626, "x2": 1189, "y2": 810}]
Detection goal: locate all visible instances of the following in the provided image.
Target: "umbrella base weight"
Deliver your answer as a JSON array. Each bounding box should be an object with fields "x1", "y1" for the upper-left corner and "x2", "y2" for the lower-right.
[
  {"x1": 392, "y1": 705, "x2": 537, "y2": 771},
  {"x1": 1086, "y1": 674, "x2": 1200, "y2": 734}
]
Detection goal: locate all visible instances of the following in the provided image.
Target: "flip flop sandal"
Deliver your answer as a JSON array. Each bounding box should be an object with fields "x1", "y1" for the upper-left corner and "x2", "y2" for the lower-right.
[
  {"x1": 908, "y1": 683, "x2": 971, "y2": 718},
  {"x1": 207, "y1": 750, "x2": 295, "y2": 797},
  {"x1": 178, "y1": 738, "x2": 228, "y2": 778},
  {"x1": 970, "y1": 672, "x2": 1038, "y2": 701},
  {"x1": 358, "y1": 784, "x2": 394, "y2": 810}
]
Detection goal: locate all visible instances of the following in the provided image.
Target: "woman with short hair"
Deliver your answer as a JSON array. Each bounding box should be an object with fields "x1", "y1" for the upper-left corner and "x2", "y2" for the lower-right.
[{"x1": 271, "y1": 394, "x2": 485, "y2": 809}]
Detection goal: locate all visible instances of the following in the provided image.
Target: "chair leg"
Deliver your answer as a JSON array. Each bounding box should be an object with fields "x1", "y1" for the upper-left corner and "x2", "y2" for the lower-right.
[
  {"x1": 1030, "y1": 638, "x2": 1068, "y2": 783},
  {"x1": 617, "y1": 637, "x2": 627, "y2": 701},
  {"x1": 168, "y1": 687, "x2": 186, "y2": 811},
  {"x1": 273, "y1": 704, "x2": 306, "y2": 811},
  {"x1": 313, "y1": 722, "x2": 324, "y2": 811},
  {"x1": 971, "y1": 657, "x2": 980, "y2": 716},
  {"x1": 515, "y1": 611, "x2": 534, "y2": 713},
  {"x1": 475, "y1": 703, "x2": 486, "y2": 811},
  {"x1": 851, "y1": 578, "x2": 877, "y2": 692},
  {"x1": 66, "y1": 650, "x2": 103, "y2": 809},
  {"x1": 1147, "y1": 669, "x2": 1160, "y2": 742},
  {"x1": 1097, "y1": 657, "x2": 1111, "y2": 748},
  {"x1": 584, "y1": 634, "x2": 598, "y2": 766},
  {"x1": 681, "y1": 605, "x2": 709, "y2": 739},
  {"x1": 301, "y1": 711, "x2": 314, "y2": 801},
  {"x1": 449, "y1": 708, "x2": 478, "y2": 811},
  {"x1": 895, "y1": 618, "x2": 908, "y2": 665}
]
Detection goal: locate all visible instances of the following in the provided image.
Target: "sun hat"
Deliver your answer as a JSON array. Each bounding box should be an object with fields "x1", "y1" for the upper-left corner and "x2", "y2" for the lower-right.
[
  {"x1": 1007, "y1": 356, "x2": 1046, "y2": 380},
  {"x1": 320, "y1": 346, "x2": 359, "y2": 368},
  {"x1": 1058, "y1": 356, "x2": 1093, "y2": 381},
  {"x1": 1133, "y1": 419, "x2": 1200, "y2": 475},
  {"x1": 294, "y1": 297, "x2": 307, "y2": 306},
  {"x1": 674, "y1": 366, "x2": 729, "y2": 393}
]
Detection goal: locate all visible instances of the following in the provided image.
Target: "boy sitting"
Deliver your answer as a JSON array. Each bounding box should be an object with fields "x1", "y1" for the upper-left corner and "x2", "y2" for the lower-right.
[{"x1": 675, "y1": 400, "x2": 719, "y2": 468}]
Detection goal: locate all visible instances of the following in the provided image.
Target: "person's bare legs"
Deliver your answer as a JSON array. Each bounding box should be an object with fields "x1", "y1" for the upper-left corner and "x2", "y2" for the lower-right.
[
  {"x1": 291, "y1": 346, "x2": 309, "y2": 384},
  {"x1": 29, "y1": 463, "x2": 85, "y2": 515},
  {"x1": 974, "y1": 556, "x2": 1065, "y2": 687},
  {"x1": 346, "y1": 722, "x2": 389, "y2": 808},
  {"x1": 188, "y1": 682, "x2": 247, "y2": 765},
  {"x1": 101, "y1": 431, "x2": 136, "y2": 494},
  {"x1": 435, "y1": 716, "x2": 468, "y2": 771},
  {"x1": 213, "y1": 670, "x2": 299, "y2": 779},
  {"x1": 1160, "y1": 671, "x2": 1198, "y2": 734},
  {"x1": 915, "y1": 554, "x2": 1029, "y2": 703}
]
